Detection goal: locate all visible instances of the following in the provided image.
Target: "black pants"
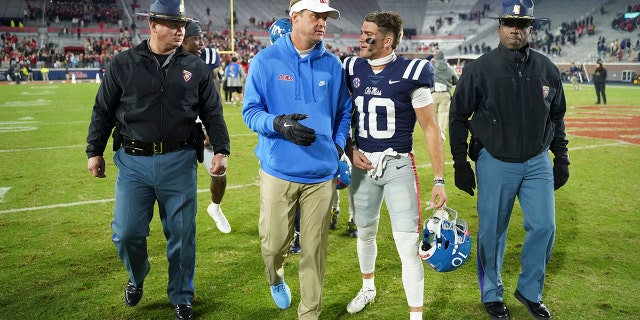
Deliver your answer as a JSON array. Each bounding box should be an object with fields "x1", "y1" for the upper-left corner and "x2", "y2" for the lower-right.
[
  {"x1": 595, "y1": 82, "x2": 606, "y2": 104},
  {"x1": 223, "y1": 83, "x2": 231, "y2": 102}
]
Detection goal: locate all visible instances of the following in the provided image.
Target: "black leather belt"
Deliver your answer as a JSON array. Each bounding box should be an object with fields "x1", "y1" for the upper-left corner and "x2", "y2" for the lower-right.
[{"x1": 122, "y1": 137, "x2": 192, "y2": 156}]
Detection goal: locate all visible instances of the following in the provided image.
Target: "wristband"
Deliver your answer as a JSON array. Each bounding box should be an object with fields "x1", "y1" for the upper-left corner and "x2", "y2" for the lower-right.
[
  {"x1": 216, "y1": 153, "x2": 229, "y2": 157},
  {"x1": 434, "y1": 177, "x2": 445, "y2": 186}
]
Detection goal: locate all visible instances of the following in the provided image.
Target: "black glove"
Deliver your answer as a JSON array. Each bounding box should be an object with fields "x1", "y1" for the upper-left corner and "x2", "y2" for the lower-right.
[
  {"x1": 273, "y1": 114, "x2": 316, "y2": 146},
  {"x1": 553, "y1": 155, "x2": 570, "y2": 190},
  {"x1": 454, "y1": 161, "x2": 476, "y2": 196}
]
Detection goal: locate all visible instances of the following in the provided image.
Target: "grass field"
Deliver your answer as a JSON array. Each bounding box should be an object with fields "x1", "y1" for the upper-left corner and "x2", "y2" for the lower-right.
[{"x1": 1, "y1": 81, "x2": 639, "y2": 320}]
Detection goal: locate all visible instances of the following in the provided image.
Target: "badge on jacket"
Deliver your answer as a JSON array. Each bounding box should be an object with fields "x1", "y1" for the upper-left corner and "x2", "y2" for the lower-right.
[{"x1": 183, "y1": 70, "x2": 192, "y2": 82}]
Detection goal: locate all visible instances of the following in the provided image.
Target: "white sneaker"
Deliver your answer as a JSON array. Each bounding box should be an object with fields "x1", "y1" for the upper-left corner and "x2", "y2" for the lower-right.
[
  {"x1": 207, "y1": 203, "x2": 231, "y2": 234},
  {"x1": 346, "y1": 287, "x2": 376, "y2": 314}
]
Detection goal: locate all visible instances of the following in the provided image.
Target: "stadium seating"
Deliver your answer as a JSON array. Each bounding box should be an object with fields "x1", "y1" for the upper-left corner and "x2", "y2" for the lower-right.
[
  {"x1": 1, "y1": 0, "x2": 637, "y2": 66},
  {"x1": 443, "y1": 0, "x2": 638, "y2": 63},
  {"x1": 0, "y1": 0, "x2": 25, "y2": 19}
]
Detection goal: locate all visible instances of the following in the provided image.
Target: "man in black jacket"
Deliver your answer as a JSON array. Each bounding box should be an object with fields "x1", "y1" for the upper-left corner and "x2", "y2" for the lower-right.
[
  {"x1": 593, "y1": 58, "x2": 607, "y2": 104},
  {"x1": 449, "y1": 1, "x2": 569, "y2": 319},
  {"x1": 85, "y1": 0, "x2": 229, "y2": 319}
]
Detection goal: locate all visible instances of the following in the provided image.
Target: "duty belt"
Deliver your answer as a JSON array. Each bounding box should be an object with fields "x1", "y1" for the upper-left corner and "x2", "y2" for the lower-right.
[{"x1": 122, "y1": 137, "x2": 192, "y2": 156}]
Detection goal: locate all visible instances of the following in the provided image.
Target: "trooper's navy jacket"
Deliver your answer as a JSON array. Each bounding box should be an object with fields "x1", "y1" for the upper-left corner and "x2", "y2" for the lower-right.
[
  {"x1": 86, "y1": 40, "x2": 229, "y2": 158},
  {"x1": 449, "y1": 43, "x2": 568, "y2": 163}
]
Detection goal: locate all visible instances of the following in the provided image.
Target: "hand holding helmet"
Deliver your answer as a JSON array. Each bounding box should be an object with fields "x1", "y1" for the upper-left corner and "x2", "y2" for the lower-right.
[{"x1": 419, "y1": 205, "x2": 472, "y2": 272}]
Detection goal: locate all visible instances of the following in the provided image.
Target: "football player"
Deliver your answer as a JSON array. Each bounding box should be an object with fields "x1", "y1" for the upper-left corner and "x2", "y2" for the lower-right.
[
  {"x1": 182, "y1": 21, "x2": 231, "y2": 234},
  {"x1": 342, "y1": 11, "x2": 446, "y2": 320}
]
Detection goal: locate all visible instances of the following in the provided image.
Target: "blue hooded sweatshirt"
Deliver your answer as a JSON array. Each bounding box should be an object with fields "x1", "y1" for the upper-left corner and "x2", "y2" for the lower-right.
[{"x1": 242, "y1": 34, "x2": 352, "y2": 184}]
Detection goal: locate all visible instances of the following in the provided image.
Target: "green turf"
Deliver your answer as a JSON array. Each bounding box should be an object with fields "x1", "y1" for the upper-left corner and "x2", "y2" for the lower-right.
[{"x1": 0, "y1": 81, "x2": 639, "y2": 319}]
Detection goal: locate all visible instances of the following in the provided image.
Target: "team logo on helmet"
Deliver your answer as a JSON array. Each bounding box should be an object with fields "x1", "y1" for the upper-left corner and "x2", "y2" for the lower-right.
[
  {"x1": 269, "y1": 18, "x2": 292, "y2": 44},
  {"x1": 419, "y1": 205, "x2": 472, "y2": 272}
]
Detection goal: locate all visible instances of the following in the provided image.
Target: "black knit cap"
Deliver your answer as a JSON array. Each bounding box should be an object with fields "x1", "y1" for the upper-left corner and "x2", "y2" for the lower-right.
[{"x1": 185, "y1": 22, "x2": 203, "y2": 37}]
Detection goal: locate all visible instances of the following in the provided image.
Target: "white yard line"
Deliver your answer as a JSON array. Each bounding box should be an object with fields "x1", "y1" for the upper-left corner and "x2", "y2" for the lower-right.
[
  {"x1": 0, "y1": 141, "x2": 631, "y2": 214},
  {"x1": 0, "y1": 145, "x2": 86, "y2": 153},
  {"x1": 0, "y1": 183, "x2": 259, "y2": 214}
]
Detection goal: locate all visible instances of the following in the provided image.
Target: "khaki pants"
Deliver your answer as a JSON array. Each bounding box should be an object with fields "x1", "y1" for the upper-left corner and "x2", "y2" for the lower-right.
[
  {"x1": 258, "y1": 169, "x2": 334, "y2": 319},
  {"x1": 432, "y1": 91, "x2": 451, "y2": 140}
]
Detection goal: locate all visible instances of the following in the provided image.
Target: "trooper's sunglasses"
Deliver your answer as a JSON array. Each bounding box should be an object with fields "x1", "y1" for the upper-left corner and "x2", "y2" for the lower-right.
[{"x1": 499, "y1": 18, "x2": 533, "y2": 29}]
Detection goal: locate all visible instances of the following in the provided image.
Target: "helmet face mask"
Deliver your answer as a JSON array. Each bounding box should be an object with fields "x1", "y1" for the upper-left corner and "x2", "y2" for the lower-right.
[{"x1": 419, "y1": 206, "x2": 472, "y2": 272}]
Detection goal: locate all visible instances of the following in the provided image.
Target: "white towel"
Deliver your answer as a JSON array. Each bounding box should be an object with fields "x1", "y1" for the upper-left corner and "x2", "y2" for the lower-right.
[{"x1": 363, "y1": 148, "x2": 403, "y2": 179}]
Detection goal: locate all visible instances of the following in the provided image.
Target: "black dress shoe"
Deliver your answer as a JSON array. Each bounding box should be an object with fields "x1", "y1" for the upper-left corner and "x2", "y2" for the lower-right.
[
  {"x1": 124, "y1": 281, "x2": 143, "y2": 307},
  {"x1": 514, "y1": 289, "x2": 551, "y2": 320},
  {"x1": 484, "y1": 301, "x2": 509, "y2": 319},
  {"x1": 175, "y1": 304, "x2": 194, "y2": 320}
]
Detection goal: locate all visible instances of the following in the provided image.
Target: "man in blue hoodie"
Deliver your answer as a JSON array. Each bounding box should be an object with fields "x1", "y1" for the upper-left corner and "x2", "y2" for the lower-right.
[{"x1": 242, "y1": 0, "x2": 352, "y2": 319}]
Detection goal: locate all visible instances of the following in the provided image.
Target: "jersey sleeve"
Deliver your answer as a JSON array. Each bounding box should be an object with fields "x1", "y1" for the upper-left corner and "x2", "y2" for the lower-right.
[
  {"x1": 411, "y1": 58, "x2": 435, "y2": 88},
  {"x1": 200, "y1": 47, "x2": 221, "y2": 70}
]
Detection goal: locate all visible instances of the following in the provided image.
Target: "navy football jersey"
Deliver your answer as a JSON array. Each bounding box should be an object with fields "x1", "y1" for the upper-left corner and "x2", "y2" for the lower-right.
[
  {"x1": 200, "y1": 47, "x2": 221, "y2": 70},
  {"x1": 343, "y1": 56, "x2": 435, "y2": 153}
]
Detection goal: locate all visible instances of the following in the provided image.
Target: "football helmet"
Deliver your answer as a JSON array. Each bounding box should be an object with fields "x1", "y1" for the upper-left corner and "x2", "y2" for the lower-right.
[
  {"x1": 419, "y1": 205, "x2": 472, "y2": 272},
  {"x1": 269, "y1": 18, "x2": 292, "y2": 44},
  {"x1": 336, "y1": 159, "x2": 351, "y2": 189}
]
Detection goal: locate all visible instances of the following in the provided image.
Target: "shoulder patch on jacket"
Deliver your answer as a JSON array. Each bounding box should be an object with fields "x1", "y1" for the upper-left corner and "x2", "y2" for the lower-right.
[{"x1": 183, "y1": 70, "x2": 192, "y2": 82}]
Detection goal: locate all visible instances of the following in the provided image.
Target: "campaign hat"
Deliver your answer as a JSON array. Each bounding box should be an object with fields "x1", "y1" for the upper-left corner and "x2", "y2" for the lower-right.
[
  {"x1": 491, "y1": 0, "x2": 547, "y2": 20},
  {"x1": 136, "y1": 0, "x2": 193, "y2": 22}
]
